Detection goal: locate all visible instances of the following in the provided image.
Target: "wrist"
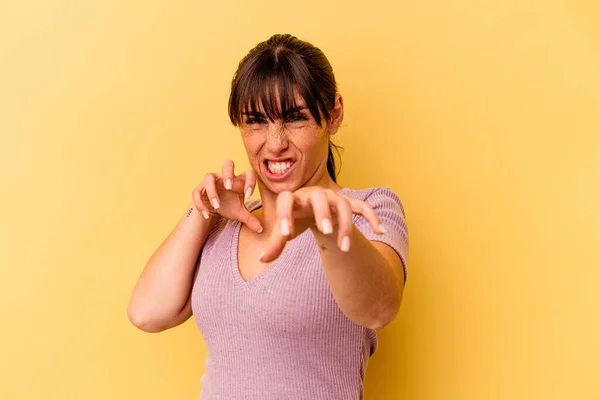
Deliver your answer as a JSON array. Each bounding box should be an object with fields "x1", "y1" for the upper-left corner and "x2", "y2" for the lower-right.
[{"x1": 187, "y1": 201, "x2": 221, "y2": 224}]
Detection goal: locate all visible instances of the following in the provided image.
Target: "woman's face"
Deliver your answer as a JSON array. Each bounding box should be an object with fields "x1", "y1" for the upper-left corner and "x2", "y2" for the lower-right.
[{"x1": 240, "y1": 91, "x2": 343, "y2": 194}]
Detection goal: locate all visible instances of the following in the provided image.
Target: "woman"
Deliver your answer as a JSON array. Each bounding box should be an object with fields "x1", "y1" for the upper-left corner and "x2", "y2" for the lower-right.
[{"x1": 128, "y1": 34, "x2": 409, "y2": 400}]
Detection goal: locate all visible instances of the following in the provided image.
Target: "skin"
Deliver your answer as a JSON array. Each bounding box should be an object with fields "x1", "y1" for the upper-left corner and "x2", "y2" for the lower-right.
[{"x1": 192, "y1": 91, "x2": 405, "y2": 330}]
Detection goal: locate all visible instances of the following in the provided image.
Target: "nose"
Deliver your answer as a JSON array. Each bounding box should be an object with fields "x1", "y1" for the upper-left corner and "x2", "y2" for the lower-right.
[{"x1": 265, "y1": 121, "x2": 289, "y2": 151}]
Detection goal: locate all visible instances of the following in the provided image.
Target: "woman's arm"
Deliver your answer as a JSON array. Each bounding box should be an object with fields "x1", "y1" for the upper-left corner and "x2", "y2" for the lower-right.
[
  {"x1": 127, "y1": 203, "x2": 220, "y2": 333},
  {"x1": 259, "y1": 186, "x2": 408, "y2": 331},
  {"x1": 128, "y1": 162, "x2": 260, "y2": 333},
  {"x1": 311, "y1": 225, "x2": 405, "y2": 330}
]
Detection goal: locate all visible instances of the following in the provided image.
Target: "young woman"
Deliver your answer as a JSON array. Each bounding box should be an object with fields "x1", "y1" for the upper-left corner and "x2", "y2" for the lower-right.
[{"x1": 128, "y1": 33, "x2": 409, "y2": 400}]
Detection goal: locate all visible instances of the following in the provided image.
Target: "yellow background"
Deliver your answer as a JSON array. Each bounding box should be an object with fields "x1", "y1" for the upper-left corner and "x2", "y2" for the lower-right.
[{"x1": 1, "y1": 1, "x2": 599, "y2": 399}]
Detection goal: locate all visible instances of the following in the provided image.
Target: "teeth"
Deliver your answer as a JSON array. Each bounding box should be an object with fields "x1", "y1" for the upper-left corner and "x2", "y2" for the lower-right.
[{"x1": 267, "y1": 161, "x2": 293, "y2": 174}]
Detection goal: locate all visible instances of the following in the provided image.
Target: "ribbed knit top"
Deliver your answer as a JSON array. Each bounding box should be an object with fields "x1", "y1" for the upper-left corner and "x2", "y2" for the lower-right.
[{"x1": 191, "y1": 186, "x2": 409, "y2": 400}]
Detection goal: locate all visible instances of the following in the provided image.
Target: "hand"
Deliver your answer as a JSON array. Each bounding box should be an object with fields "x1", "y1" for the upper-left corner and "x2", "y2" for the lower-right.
[
  {"x1": 191, "y1": 160, "x2": 263, "y2": 233},
  {"x1": 259, "y1": 186, "x2": 386, "y2": 262}
]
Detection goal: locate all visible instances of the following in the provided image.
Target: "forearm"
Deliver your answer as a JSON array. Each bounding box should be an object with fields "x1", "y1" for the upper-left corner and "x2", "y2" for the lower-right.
[
  {"x1": 311, "y1": 225, "x2": 404, "y2": 330},
  {"x1": 127, "y1": 203, "x2": 219, "y2": 330}
]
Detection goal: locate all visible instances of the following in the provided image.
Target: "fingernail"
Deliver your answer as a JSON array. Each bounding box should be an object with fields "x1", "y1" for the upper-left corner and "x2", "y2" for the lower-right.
[
  {"x1": 245, "y1": 187, "x2": 253, "y2": 199},
  {"x1": 280, "y1": 218, "x2": 290, "y2": 236},
  {"x1": 201, "y1": 210, "x2": 209, "y2": 219},
  {"x1": 225, "y1": 179, "x2": 232, "y2": 190},
  {"x1": 379, "y1": 224, "x2": 387, "y2": 233},
  {"x1": 258, "y1": 226, "x2": 263, "y2": 233},
  {"x1": 259, "y1": 252, "x2": 265, "y2": 262},
  {"x1": 211, "y1": 198, "x2": 220, "y2": 209},
  {"x1": 322, "y1": 218, "x2": 333, "y2": 235},
  {"x1": 341, "y1": 236, "x2": 351, "y2": 252}
]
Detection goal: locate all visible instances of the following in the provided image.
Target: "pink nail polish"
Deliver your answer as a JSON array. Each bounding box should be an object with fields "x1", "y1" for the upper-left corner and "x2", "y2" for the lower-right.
[
  {"x1": 281, "y1": 218, "x2": 290, "y2": 236},
  {"x1": 341, "y1": 236, "x2": 351, "y2": 252},
  {"x1": 322, "y1": 218, "x2": 333, "y2": 235}
]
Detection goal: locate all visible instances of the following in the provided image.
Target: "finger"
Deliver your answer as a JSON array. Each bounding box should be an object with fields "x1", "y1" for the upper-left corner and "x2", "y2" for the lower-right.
[
  {"x1": 259, "y1": 237, "x2": 286, "y2": 263},
  {"x1": 349, "y1": 198, "x2": 385, "y2": 234},
  {"x1": 259, "y1": 191, "x2": 294, "y2": 263},
  {"x1": 241, "y1": 169, "x2": 257, "y2": 199},
  {"x1": 309, "y1": 189, "x2": 333, "y2": 235},
  {"x1": 203, "y1": 173, "x2": 221, "y2": 211},
  {"x1": 239, "y1": 209, "x2": 263, "y2": 233},
  {"x1": 259, "y1": 216, "x2": 289, "y2": 262},
  {"x1": 222, "y1": 159, "x2": 235, "y2": 190},
  {"x1": 227, "y1": 168, "x2": 254, "y2": 196},
  {"x1": 191, "y1": 183, "x2": 211, "y2": 220},
  {"x1": 276, "y1": 190, "x2": 295, "y2": 237},
  {"x1": 328, "y1": 193, "x2": 353, "y2": 252}
]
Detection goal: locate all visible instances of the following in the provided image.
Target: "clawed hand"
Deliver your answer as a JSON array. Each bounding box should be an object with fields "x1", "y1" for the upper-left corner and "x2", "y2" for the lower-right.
[
  {"x1": 192, "y1": 160, "x2": 386, "y2": 263},
  {"x1": 258, "y1": 186, "x2": 386, "y2": 262}
]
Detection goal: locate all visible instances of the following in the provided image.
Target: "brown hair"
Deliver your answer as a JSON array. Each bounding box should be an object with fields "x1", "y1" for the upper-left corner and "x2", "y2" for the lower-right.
[{"x1": 228, "y1": 34, "x2": 342, "y2": 182}]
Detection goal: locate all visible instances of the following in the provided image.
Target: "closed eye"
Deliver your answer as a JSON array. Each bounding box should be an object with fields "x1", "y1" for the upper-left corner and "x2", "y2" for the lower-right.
[
  {"x1": 244, "y1": 117, "x2": 266, "y2": 125},
  {"x1": 285, "y1": 113, "x2": 308, "y2": 123}
]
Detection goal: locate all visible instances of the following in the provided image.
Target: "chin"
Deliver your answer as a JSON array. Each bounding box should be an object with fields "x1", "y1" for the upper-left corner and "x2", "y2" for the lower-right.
[{"x1": 264, "y1": 181, "x2": 302, "y2": 194}]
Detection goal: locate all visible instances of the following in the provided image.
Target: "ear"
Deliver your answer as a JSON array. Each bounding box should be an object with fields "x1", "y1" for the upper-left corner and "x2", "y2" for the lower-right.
[{"x1": 327, "y1": 93, "x2": 344, "y2": 135}]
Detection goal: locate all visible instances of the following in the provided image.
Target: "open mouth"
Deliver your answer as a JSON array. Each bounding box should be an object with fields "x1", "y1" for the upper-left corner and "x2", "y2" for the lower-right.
[{"x1": 263, "y1": 159, "x2": 296, "y2": 181}]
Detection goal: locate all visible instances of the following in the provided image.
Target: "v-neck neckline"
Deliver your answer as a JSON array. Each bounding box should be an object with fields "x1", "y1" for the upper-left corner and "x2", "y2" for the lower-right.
[
  {"x1": 229, "y1": 187, "x2": 350, "y2": 289},
  {"x1": 230, "y1": 201, "x2": 283, "y2": 289}
]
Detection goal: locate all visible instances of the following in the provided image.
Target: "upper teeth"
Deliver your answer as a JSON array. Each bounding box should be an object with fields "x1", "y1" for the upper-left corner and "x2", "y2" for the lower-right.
[{"x1": 267, "y1": 161, "x2": 293, "y2": 174}]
